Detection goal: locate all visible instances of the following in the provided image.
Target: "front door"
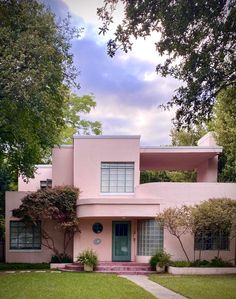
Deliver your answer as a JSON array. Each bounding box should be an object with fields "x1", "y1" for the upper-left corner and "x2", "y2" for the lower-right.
[{"x1": 112, "y1": 221, "x2": 131, "y2": 261}]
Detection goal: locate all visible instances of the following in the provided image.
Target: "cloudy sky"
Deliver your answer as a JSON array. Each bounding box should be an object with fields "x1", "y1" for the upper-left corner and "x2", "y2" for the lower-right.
[{"x1": 43, "y1": 0, "x2": 180, "y2": 145}]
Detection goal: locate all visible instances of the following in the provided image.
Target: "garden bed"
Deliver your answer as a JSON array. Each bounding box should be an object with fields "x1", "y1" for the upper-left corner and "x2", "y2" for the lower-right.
[{"x1": 168, "y1": 265, "x2": 236, "y2": 275}]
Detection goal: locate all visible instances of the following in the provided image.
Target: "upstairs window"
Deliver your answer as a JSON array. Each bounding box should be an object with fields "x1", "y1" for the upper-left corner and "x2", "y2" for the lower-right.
[
  {"x1": 194, "y1": 230, "x2": 229, "y2": 251},
  {"x1": 40, "y1": 179, "x2": 52, "y2": 189},
  {"x1": 101, "y1": 162, "x2": 134, "y2": 193}
]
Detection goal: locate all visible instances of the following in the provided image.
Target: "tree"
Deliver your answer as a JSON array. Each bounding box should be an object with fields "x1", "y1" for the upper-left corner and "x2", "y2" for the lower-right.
[
  {"x1": 171, "y1": 125, "x2": 207, "y2": 146},
  {"x1": 192, "y1": 198, "x2": 236, "y2": 261},
  {"x1": 98, "y1": 0, "x2": 236, "y2": 126},
  {"x1": 156, "y1": 206, "x2": 193, "y2": 261},
  {"x1": 0, "y1": 0, "x2": 80, "y2": 179},
  {"x1": 13, "y1": 186, "x2": 80, "y2": 260},
  {"x1": 210, "y1": 85, "x2": 236, "y2": 181},
  {"x1": 59, "y1": 87, "x2": 102, "y2": 144}
]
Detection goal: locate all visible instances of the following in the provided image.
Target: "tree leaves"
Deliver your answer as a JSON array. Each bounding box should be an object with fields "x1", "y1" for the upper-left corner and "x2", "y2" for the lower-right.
[{"x1": 0, "y1": 0, "x2": 79, "y2": 178}]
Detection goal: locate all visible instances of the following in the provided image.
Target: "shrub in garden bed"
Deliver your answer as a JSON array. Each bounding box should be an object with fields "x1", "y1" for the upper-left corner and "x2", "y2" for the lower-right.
[
  {"x1": 0, "y1": 263, "x2": 50, "y2": 270},
  {"x1": 170, "y1": 257, "x2": 233, "y2": 268}
]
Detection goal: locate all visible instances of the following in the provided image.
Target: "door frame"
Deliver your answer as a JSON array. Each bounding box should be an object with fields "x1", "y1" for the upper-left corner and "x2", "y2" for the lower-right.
[{"x1": 112, "y1": 221, "x2": 131, "y2": 261}]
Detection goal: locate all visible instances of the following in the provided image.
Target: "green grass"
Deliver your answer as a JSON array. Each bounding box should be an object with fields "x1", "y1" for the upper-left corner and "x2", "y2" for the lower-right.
[
  {"x1": 0, "y1": 272, "x2": 155, "y2": 299},
  {"x1": 150, "y1": 274, "x2": 236, "y2": 299},
  {"x1": 0, "y1": 263, "x2": 50, "y2": 270}
]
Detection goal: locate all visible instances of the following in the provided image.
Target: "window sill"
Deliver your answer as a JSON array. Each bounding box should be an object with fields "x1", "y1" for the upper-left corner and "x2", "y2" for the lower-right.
[
  {"x1": 9, "y1": 249, "x2": 42, "y2": 252},
  {"x1": 100, "y1": 193, "x2": 135, "y2": 196}
]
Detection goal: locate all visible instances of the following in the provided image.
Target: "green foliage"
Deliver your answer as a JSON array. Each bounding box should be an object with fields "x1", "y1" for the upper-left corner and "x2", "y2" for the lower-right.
[
  {"x1": 192, "y1": 198, "x2": 236, "y2": 239},
  {"x1": 51, "y1": 254, "x2": 72, "y2": 263},
  {"x1": 170, "y1": 260, "x2": 192, "y2": 267},
  {"x1": 140, "y1": 170, "x2": 196, "y2": 184},
  {"x1": 77, "y1": 249, "x2": 98, "y2": 267},
  {"x1": 0, "y1": 0, "x2": 80, "y2": 179},
  {"x1": 59, "y1": 87, "x2": 102, "y2": 144},
  {"x1": 13, "y1": 186, "x2": 80, "y2": 259},
  {"x1": 210, "y1": 85, "x2": 236, "y2": 182},
  {"x1": 0, "y1": 263, "x2": 49, "y2": 271},
  {"x1": 171, "y1": 126, "x2": 207, "y2": 146},
  {"x1": 149, "y1": 250, "x2": 171, "y2": 269},
  {"x1": 98, "y1": 1, "x2": 236, "y2": 127},
  {"x1": 171, "y1": 258, "x2": 233, "y2": 267}
]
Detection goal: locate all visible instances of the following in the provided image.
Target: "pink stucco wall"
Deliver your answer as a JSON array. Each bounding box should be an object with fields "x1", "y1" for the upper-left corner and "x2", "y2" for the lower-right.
[
  {"x1": 74, "y1": 218, "x2": 137, "y2": 262},
  {"x1": 52, "y1": 146, "x2": 73, "y2": 186},
  {"x1": 73, "y1": 136, "x2": 140, "y2": 198},
  {"x1": 5, "y1": 191, "x2": 72, "y2": 263},
  {"x1": 18, "y1": 165, "x2": 52, "y2": 192}
]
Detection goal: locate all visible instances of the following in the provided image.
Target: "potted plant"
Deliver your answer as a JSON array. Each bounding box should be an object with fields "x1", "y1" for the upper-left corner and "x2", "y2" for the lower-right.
[
  {"x1": 77, "y1": 249, "x2": 98, "y2": 272},
  {"x1": 149, "y1": 250, "x2": 171, "y2": 273}
]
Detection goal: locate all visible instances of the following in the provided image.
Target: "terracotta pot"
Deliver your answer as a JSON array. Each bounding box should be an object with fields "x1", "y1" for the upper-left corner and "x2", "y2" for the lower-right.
[
  {"x1": 84, "y1": 264, "x2": 93, "y2": 272},
  {"x1": 156, "y1": 265, "x2": 165, "y2": 273}
]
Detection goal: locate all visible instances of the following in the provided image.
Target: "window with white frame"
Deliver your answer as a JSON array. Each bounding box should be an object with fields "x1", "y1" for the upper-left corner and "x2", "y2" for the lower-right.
[
  {"x1": 101, "y1": 162, "x2": 134, "y2": 193},
  {"x1": 10, "y1": 221, "x2": 41, "y2": 250}
]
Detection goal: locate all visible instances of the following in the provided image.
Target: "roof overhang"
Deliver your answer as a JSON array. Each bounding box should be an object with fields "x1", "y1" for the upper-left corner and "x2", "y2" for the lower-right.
[{"x1": 140, "y1": 146, "x2": 222, "y2": 171}]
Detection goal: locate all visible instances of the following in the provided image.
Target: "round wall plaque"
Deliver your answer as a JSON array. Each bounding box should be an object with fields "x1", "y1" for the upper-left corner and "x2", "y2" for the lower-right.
[{"x1": 93, "y1": 238, "x2": 101, "y2": 245}]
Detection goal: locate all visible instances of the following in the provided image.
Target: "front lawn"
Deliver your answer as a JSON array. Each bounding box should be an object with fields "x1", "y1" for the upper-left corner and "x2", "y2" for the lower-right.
[
  {"x1": 0, "y1": 272, "x2": 155, "y2": 299},
  {"x1": 150, "y1": 274, "x2": 236, "y2": 299}
]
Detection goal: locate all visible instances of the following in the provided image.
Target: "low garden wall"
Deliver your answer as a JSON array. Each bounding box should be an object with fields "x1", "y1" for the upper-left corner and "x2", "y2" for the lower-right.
[
  {"x1": 50, "y1": 263, "x2": 72, "y2": 270},
  {"x1": 168, "y1": 266, "x2": 236, "y2": 275}
]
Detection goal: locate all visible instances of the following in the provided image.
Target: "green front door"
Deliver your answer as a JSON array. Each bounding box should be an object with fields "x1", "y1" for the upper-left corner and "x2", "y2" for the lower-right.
[{"x1": 112, "y1": 221, "x2": 131, "y2": 261}]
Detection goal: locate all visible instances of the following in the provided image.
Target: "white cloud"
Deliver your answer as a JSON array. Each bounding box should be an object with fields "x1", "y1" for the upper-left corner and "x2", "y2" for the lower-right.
[{"x1": 80, "y1": 100, "x2": 175, "y2": 145}]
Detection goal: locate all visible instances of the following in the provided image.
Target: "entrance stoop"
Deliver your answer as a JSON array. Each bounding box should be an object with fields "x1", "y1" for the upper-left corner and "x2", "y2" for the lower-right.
[{"x1": 63, "y1": 262, "x2": 156, "y2": 275}]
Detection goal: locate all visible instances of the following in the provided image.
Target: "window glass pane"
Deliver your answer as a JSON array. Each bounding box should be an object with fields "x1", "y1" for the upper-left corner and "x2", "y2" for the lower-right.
[
  {"x1": 137, "y1": 220, "x2": 163, "y2": 256},
  {"x1": 194, "y1": 230, "x2": 229, "y2": 250},
  {"x1": 10, "y1": 221, "x2": 41, "y2": 250},
  {"x1": 101, "y1": 162, "x2": 134, "y2": 193}
]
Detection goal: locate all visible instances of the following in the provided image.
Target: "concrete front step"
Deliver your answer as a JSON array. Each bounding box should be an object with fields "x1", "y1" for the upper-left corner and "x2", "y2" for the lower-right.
[{"x1": 63, "y1": 262, "x2": 154, "y2": 275}]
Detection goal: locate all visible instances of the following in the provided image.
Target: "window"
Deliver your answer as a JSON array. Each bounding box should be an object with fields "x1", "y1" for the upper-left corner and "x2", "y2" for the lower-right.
[
  {"x1": 101, "y1": 162, "x2": 134, "y2": 193},
  {"x1": 10, "y1": 221, "x2": 41, "y2": 250},
  {"x1": 92, "y1": 223, "x2": 103, "y2": 234},
  {"x1": 40, "y1": 179, "x2": 52, "y2": 189},
  {"x1": 137, "y1": 220, "x2": 163, "y2": 256},
  {"x1": 194, "y1": 230, "x2": 229, "y2": 250}
]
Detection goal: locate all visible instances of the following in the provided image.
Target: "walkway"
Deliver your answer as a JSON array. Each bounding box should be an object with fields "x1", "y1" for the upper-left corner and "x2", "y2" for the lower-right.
[{"x1": 120, "y1": 275, "x2": 187, "y2": 299}]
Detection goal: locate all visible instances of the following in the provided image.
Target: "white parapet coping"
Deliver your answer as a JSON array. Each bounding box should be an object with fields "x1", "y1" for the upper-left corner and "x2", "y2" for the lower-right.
[
  {"x1": 168, "y1": 266, "x2": 236, "y2": 275},
  {"x1": 50, "y1": 263, "x2": 72, "y2": 269}
]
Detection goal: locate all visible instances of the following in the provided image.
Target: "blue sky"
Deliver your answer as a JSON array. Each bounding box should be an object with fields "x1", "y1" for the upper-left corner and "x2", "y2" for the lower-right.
[{"x1": 43, "y1": 0, "x2": 180, "y2": 145}]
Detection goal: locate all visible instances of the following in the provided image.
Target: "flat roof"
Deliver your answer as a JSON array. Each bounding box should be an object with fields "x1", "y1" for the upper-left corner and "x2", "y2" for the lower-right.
[
  {"x1": 140, "y1": 146, "x2": 222, "y2": 154},
  {"x1": 73, "y1": 135, "x2": 141, "y2": 139}
]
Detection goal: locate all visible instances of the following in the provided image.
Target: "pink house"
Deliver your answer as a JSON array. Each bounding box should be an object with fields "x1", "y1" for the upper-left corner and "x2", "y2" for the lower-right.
[{"x1": 5, "y1": 133, "x2": 236, "y2": 264}]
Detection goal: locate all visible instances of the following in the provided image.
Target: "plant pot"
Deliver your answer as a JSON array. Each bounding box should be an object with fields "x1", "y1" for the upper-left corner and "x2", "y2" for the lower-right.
[
  {"x1": 84, "y1": 264, "x2": 93, "y2": 272},
  {"x1": 156, "y1": 265, "x2": 165, "y2": 273}
]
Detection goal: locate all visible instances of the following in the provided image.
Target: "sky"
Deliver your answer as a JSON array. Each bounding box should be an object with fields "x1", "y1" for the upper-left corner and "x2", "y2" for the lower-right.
[{"x1": 43, "y1": 0, "x2": 180, "y2": 145}]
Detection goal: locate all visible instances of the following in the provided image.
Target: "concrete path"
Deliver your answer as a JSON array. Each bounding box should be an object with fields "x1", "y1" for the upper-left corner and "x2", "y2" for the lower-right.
[{"x1": 120, "y1": 275, "x2": 187, "y2": 299}]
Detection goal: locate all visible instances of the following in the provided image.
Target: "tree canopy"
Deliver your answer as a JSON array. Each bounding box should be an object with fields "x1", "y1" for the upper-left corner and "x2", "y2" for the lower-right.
[
  {"x1": 59, "y1": 87, "x2": 102, "y2": 144},
  {"x1": 13, "y1": 186, "x2": 80, "y2": 259},
  {"x1": 98, "y1": 0, "x2": 236, "y2": 126},
  {"x1": 0, "y1": 0, "x2": 80, "y2": 178},
  {"x1": 210, "y1": 85, "x2": 236, "y2": 181}
]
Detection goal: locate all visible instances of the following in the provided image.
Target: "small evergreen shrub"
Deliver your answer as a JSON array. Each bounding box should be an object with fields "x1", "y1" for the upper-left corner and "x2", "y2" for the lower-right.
[
  {"x1": 50, "y1": 254, "x2": 73, "y2": 263},
  {"x1": 149, "y1": 250, "x2": 171, "y2": 270},
  {"x1": 0, "y1": 263, "x2": 49, "y2": 270}
]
